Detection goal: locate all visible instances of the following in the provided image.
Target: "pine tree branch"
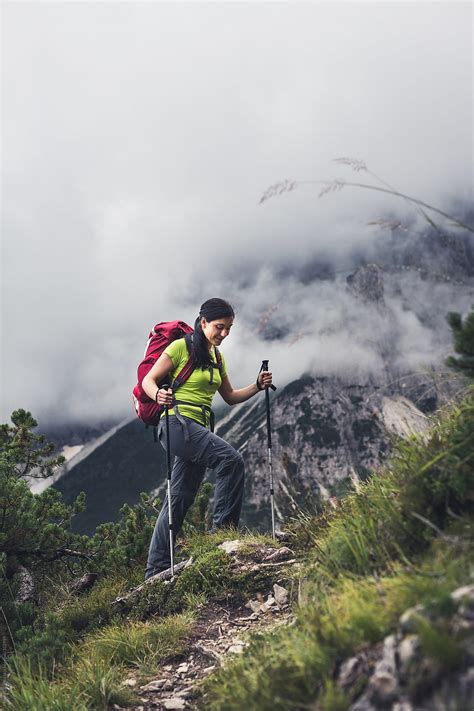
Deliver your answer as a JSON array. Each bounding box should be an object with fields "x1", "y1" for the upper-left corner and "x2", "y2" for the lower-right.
[{"x1": 15, "y1": 547, "x2": 93, "y2": 562}]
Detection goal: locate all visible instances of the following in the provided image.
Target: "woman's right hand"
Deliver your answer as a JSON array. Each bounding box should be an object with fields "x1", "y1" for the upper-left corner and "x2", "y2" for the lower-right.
[{"x1": 157, "y1": 387, "x2": 173, "y2": 407}]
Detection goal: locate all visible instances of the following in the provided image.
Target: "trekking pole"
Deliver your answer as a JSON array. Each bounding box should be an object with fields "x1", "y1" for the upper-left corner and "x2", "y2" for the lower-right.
[
  {"x1": 260, "y1": 361, "x2": 277, "y2": 540},
  {"x1": 161, "y1": 383, "x2": 174, "y2": 578}
]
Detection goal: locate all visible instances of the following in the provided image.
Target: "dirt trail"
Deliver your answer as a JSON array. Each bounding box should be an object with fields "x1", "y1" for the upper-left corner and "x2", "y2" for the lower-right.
[{"x1": 112, "y1": 540, "x2": 296, "y2": 710}]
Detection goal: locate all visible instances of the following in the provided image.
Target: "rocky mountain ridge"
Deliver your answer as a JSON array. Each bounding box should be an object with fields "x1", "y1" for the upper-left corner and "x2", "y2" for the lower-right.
[{"x1": 215, "y1": 369, "x2": 457, "y2": 529}]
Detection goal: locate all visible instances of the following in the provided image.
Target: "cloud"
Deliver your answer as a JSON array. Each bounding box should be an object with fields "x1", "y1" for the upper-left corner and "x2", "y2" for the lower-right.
[{"x1": 2, "y1": 1, "x2": 472, "y2": 423}]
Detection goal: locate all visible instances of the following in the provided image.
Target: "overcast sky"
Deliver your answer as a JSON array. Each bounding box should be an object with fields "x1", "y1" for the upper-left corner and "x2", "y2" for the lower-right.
[{"x1": 2, "y1": 1, "x2": 473, "y2": 425}]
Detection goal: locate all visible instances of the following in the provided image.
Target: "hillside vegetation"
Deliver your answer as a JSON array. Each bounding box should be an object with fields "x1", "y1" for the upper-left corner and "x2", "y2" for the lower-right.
[{"x1": 200, "y1": 384, "x2": 473, "y2": 710}]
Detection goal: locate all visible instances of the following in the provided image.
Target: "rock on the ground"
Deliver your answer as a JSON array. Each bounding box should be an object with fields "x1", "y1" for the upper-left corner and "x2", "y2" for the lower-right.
[
  {"x1": 218, "y1": 540, "x2": 246, "y2": 554},
  {"x1": 335, "y1": 586, "x2": 474, "y2": 710},
  {"x1": 141, "y1": 679, "x2": 167, "y2": 692},
  {"x1": 451, "y1": 584, "x2": 474, "y2": 604},
  {"x1": 273, "y1": 583, "x2": 289, "y2": 605},
  {"x1": 245, "y1": 599, "x2": 262, "y2": 614},
  {"x1": 338, "y1": 656, "x2": 362, "y2": 689},
  {"x1": 161, "y1": 698, "x2": 187, "y2": 710},
  {"x1": 398, "y1": 605, "x2": 425, "y2": 634}
]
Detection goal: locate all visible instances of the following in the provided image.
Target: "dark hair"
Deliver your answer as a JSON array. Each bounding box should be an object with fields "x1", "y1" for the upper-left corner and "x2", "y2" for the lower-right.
[{"x1": 192, "y1": 298, "x2": 235, "y2": 370}]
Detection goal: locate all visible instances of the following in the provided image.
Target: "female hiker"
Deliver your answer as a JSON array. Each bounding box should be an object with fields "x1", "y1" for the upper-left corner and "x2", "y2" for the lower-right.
[{"x1": 142, "y1": 297, "x2": 273, "y2": 579}]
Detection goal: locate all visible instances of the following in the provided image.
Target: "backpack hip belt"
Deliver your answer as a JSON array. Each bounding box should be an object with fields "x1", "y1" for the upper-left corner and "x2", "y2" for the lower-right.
[{"x1": 169, "y1": 399, "x2": 215, "y2": 441}]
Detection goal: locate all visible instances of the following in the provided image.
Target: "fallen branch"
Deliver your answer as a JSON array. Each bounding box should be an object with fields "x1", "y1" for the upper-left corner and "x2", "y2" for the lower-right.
[
  {"x1": 240, "y1": 559, "x2": 297, "y2": 573},
  {"x1": 113, "y1": 558, "x2": 193, "y2": 607},
  {"x1": 15, "y1": 547, "x2": 93, "y2": 562}
]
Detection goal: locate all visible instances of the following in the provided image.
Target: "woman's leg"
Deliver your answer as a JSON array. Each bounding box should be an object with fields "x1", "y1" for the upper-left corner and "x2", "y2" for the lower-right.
[
  {"x1": 145, "y1": 457, "x2": 206, "y2": 578},
  {"x1": 175, "y1": 419, "x2": 246, "y2": 529},
  {"x1": 200, "y1": 432, "x2": 246, "y2": 529},
  {"x1": 145, "y1": 416, "x2": 245, "y2": 578},
  {"x1": 161, "y1": 416, "x2": 246, "y2": 528},
  {"x1": 145, "y1": 418, "x2": 207, "y2": 579}
]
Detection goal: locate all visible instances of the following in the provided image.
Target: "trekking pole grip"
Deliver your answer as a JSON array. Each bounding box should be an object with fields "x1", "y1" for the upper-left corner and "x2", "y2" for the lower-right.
[
  {"x1": 261, "y1": 361, "x2": 277, "y2": 391},
  {"x1": 159, "y1": 383, "x2": 174, "y2": 405}
]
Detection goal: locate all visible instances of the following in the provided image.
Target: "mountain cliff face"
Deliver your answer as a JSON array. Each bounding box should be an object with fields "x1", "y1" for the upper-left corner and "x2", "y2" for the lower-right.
[
  {"x1": 50, "y1": 417, "x2": 167, "y2": 535},
  {"x1": 214, "y1": 371, "x2": 454, "y2": 531}
]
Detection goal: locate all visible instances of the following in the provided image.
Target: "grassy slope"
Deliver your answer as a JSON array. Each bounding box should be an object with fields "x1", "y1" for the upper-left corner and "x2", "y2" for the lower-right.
[
  {"x1": 200, "y1": 387, "x2": 473, "y2": 710},
  {"x1": 3, "y1": 529, "x2": 282, "y2": 710},
  {"x1": 4, "y1": 387, "x2": 473, "y2": 710}
]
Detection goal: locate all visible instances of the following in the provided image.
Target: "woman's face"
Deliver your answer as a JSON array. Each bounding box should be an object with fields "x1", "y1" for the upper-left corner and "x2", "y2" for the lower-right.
[{"x1": 201, "y1": 315, "x2": 234, "y2": 348}]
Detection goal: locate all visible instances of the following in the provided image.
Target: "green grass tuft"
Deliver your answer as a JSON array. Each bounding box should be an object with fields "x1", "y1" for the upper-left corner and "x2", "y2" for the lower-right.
[
  {"x1": 5, "y1": 657, "x2": 87, "y2": 711},
  {"x1": 59, "y1": 576, "x2": 128, "y2": 634},
  {"x1": 80, "y1": 611, "x2": 193, "y2": 668},
  {"x1": 5, "y1": 612, "x2": 194, "y2": 709},
  {"x1": 318, "y1": 679, "x2": 350, "y2": 711}
]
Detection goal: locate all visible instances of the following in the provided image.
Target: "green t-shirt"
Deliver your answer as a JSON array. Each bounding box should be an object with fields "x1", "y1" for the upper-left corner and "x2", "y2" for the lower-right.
[{"x1": 161, "y1": 338, "x2": 228, "y2": 427}]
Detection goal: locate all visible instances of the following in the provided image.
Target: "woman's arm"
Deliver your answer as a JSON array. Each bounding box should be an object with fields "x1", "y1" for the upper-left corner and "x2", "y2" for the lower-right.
[
  {"x1": 142, "y1": 353, "x2": 174, "y2": 406},
  {"x1": 218, "y1": 371, "x2": 273, "y2": 405}
]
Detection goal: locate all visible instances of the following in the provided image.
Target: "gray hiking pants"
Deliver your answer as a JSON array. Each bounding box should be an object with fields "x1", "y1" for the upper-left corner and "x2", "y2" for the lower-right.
[{"x1": 145, "y1": 414, "x2": 245, "y2": 579}]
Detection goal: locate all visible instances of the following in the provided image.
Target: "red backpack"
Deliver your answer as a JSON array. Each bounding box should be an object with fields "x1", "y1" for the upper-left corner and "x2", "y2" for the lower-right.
[
  {"x1": 132, "y1": 320, "x2": 222, "y2": 429},
  {"x1": 132, "y1": 321, "x2": 194, "y2": 427}
]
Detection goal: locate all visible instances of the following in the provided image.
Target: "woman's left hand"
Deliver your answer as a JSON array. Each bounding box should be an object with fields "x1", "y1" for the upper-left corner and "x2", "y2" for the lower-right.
[{"x1": 257, "y1": 371, "x2": 273, "y2": 390}]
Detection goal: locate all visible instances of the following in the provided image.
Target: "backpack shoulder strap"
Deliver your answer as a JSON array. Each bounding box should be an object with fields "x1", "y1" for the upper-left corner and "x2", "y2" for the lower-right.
[
  {"x1": 214, "y1": 347, "x2": 223, "y2": 372},
  {"x1": 172, "y1": 333, "x2": 195, "y2": 391}
]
